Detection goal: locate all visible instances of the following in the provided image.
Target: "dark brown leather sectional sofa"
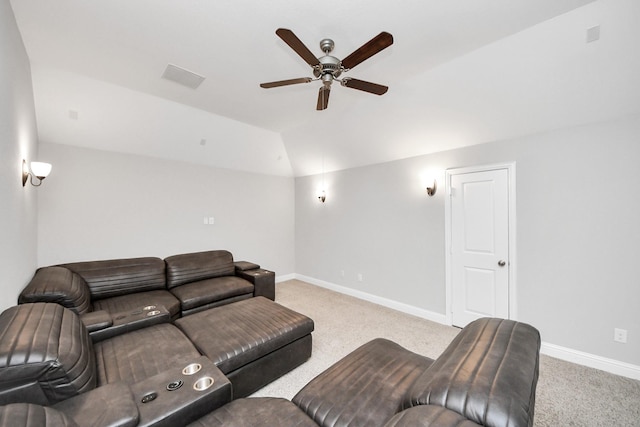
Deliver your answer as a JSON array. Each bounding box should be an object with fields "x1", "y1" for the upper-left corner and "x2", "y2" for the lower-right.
[{"x1": 0, "y1": 249, "x2": 542, "y2": 427}]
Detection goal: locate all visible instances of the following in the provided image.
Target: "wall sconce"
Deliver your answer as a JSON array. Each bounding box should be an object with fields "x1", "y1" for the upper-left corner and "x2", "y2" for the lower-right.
[
  {"x1": 22, "y1": 160, "x2": 52, "y2": 187},
  {"x1": 318, "y1": 190, "x2": 326, "y2": 203},
  {"x1": 426, "y1": 179, "x2": 437, "y2": 196}
]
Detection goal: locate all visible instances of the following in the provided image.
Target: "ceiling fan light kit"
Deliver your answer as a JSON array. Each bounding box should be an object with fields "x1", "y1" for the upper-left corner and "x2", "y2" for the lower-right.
[{"x1": 260, "y1": 28, "x2": 394, "y2": 110}]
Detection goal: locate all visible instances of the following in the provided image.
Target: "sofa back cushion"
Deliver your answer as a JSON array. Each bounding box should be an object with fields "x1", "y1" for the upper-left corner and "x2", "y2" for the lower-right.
[
  {"x1": 404, "y1": 318, "x2": 541, "y2": 427},
  {"x1": 165, "y1": 250, "x2": 235, "y2": 289},
  {"x1": 0, "y1": 303, "x2": 97, "y2": 406},
  {"x1": 60, "y1": 257, "x2": 166, "y2": 300},
  {"x1": 18, "y1": 267, "x2": 92, "y2": 315}
]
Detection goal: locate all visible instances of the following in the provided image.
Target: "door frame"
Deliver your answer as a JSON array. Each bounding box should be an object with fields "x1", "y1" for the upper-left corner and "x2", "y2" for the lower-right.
[{"x1": 444, "y1": 162, "x2": 517, "y2": 325}]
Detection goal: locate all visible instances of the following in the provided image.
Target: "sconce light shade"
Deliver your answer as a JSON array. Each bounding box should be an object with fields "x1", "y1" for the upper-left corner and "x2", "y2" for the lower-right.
[
  {"x1": 426, "y1": 180, "x2": 437, "y2": 196},
  {"x1": 31, "y1": 162, "x2": 52, "y2": 178},
  {"x1": 318, "y1": 190, "x2": 326, "y2": 203},
  {"x1": 22, "y1": 160, "x2": 52, "y2": 187}
]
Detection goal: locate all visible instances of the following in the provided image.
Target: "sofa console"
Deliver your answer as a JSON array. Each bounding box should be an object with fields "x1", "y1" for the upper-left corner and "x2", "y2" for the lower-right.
[
  {"x1": 81, "y1": 304, "x2": 171, "y2": 342},
  {"x1": 130, "y1": 356, "x2": 231, "y2": 427}
]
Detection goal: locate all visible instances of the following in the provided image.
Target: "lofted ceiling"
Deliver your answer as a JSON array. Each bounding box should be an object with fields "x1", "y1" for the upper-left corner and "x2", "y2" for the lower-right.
[{"x1": 10, "y1": 0, "x2": 640, "y2": 177}]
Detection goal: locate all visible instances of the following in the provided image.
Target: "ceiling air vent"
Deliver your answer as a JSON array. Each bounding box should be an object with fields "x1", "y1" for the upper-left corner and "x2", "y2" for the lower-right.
[{"x1": 161, "y1": 64, "x2": 206, "y2": 89}]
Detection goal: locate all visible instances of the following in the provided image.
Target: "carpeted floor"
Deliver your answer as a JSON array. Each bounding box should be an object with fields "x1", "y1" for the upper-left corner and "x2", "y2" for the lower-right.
[{"x1": 252, "y1": 280, "x2": 640, "y2": 427}]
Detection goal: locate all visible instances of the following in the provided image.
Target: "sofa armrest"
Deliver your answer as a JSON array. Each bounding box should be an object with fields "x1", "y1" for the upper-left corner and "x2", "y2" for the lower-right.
[
  {"x1": 234, "y1": 261, "x2": 260, "y2": 271},
  {"x1": 80, "y1": 310, "x2": 113, "y2": 333},
  {"x1": 53, "y1": 382, "x2": 139, "y2": 427},
  {"x1": 235, "y1": 268, "x2": 275, "y2": 300},
  {"x1": 405, "y1": 318, "x2": 541, "y2": 427},
  {"x1": 18, "y1": 266, "x2": 92, "y2": 315}
]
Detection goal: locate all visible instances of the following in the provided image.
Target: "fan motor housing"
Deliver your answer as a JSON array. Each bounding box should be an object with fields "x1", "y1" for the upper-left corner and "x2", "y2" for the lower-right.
[{"x1": 314, "y1": 55, "x2": 342, "y2": 78}]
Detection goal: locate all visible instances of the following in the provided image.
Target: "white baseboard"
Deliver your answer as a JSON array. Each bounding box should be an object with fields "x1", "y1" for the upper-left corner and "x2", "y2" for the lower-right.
[
  {"x1": 541, "y1": 342, "x2": 640, "y2": 380},
  {"x1": 291, "y1": 274, "x2": 640, "y2": 380},
  {"x1": 294, "y1": 274, "x2": 447, "y2": 325},
  {"x1": 275, "y1": 273, "x2": 295, "y2": 283}
]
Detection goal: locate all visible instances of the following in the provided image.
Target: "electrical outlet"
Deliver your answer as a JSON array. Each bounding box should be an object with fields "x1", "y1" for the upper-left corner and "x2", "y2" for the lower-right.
[
  {"x1": 340, "y1": 270, "x2": 345, "y2": 278},
  {"x1": 614, "y1": 328, "x2": 627, "y2": 344},
  {"x1": 357, "y1": 273, "x2": 363, "y2": 282},
  {"x1": 586, "y1": 25, "x2": 600, "y2": 43}
]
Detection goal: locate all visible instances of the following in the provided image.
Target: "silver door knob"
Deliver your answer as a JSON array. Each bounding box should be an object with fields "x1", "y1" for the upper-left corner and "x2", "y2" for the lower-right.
[{"x1": 498, "y1": 260, "x2": 506, "y2": 267}]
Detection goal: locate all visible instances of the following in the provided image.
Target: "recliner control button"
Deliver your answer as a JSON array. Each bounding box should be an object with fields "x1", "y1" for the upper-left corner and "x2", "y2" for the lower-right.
[
  {"x1": 141, "y1": 392, "x2": 157, "y2": 403},
  {"x1": 166, "y1": 380, "x2": 183, "y2": 391}
]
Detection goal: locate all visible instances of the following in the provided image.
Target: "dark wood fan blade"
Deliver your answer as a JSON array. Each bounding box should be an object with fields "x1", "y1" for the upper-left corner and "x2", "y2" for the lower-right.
[
  {"x1": 316, "y1": 86, "x2": 331, "y2": 110},
  {"x1": 341, "y1": 78, "x2": 388, "y2": 95},
  {"x1": 341, "y1": 32, "x2": 393, "y2": 70},
  {"x1": 276, "y1": 28, "x2": 321, "y2": 67},
  {"x1": 260, "y1": 77, "x2": 313, "y2": 88}
]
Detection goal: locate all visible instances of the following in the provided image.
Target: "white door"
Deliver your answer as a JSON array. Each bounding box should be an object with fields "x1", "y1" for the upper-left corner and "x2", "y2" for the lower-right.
[{"x1": 448, "y1": 167, "x2": 511, "y2": 327}]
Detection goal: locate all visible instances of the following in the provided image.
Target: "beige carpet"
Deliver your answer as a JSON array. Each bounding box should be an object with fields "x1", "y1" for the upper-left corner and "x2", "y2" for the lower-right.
[{"x1": 252, "y1": 280, "x2": 640, "y2": 427}]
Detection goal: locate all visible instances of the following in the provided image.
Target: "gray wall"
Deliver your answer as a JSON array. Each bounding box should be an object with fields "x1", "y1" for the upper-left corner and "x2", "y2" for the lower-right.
[
  {"x1": 37, "y1": 143, "x2": 295, "y2": 277},
  {"x1": 0, "y1": 0, "x2": 39, "y2": 312},
  {"x1": 295, "y1": 114, "x2": 640, "y2": 366}
]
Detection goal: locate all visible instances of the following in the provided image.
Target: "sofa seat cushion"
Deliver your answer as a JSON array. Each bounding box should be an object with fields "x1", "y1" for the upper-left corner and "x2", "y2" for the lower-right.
[
  {"x1": 0, "y1": 403, "x2": 79, "y2": 427},
  {"x1": 175, "y1": 297, "x2": 314, "y2": 374},
  {"x1": 188, "y1": 397, "x2": 318, "y2": 427},
  {"x1": 292, "y1": 338, "x2": 433, "y2": 427},
  {"x1": 92, "y1": 289, "x2": 180, "y2": 318},
  {"x1": 52, "y1": 382, "x2": 139, "y2": 427},
  {"x1": 170, "y1": 276, "x2": 254, "y2": 312},
  {"x1": 94, "y1": 323, "x2": 200, "y2": 386},
  {"x1": 384, "y1": 406, "x2": 482, "y2": 427}
]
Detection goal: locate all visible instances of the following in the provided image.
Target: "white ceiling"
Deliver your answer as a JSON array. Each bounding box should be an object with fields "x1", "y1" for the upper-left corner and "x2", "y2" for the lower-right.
[{"x1": 10, "y1": 0, "x2": 640, "y2": 176}]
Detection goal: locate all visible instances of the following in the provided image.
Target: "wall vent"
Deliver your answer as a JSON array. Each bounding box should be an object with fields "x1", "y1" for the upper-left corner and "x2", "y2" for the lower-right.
[{"x1": 161, "y1": 64, "x2": 206, "y2": 89}]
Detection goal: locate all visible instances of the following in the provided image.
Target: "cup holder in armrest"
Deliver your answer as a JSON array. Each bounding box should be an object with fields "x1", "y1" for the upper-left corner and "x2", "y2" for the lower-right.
[
  {"x1": 147, "y1": 310, "x2": 161, "y2": 316},
  {"x1": 193, "y1": 377, "x2": 214, "y2": 391},
  {"x1": 143, "y1": 305, "x2": 157, "y2": 311},
  {"x1": 182, "y1": 363, "x2": 202, "y2": 376}
]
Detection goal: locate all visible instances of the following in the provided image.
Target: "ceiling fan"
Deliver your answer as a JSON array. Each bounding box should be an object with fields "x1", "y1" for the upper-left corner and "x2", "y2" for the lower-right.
[{"x1": 260, "y1": 28, "x2": 394, "y2": 110}]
